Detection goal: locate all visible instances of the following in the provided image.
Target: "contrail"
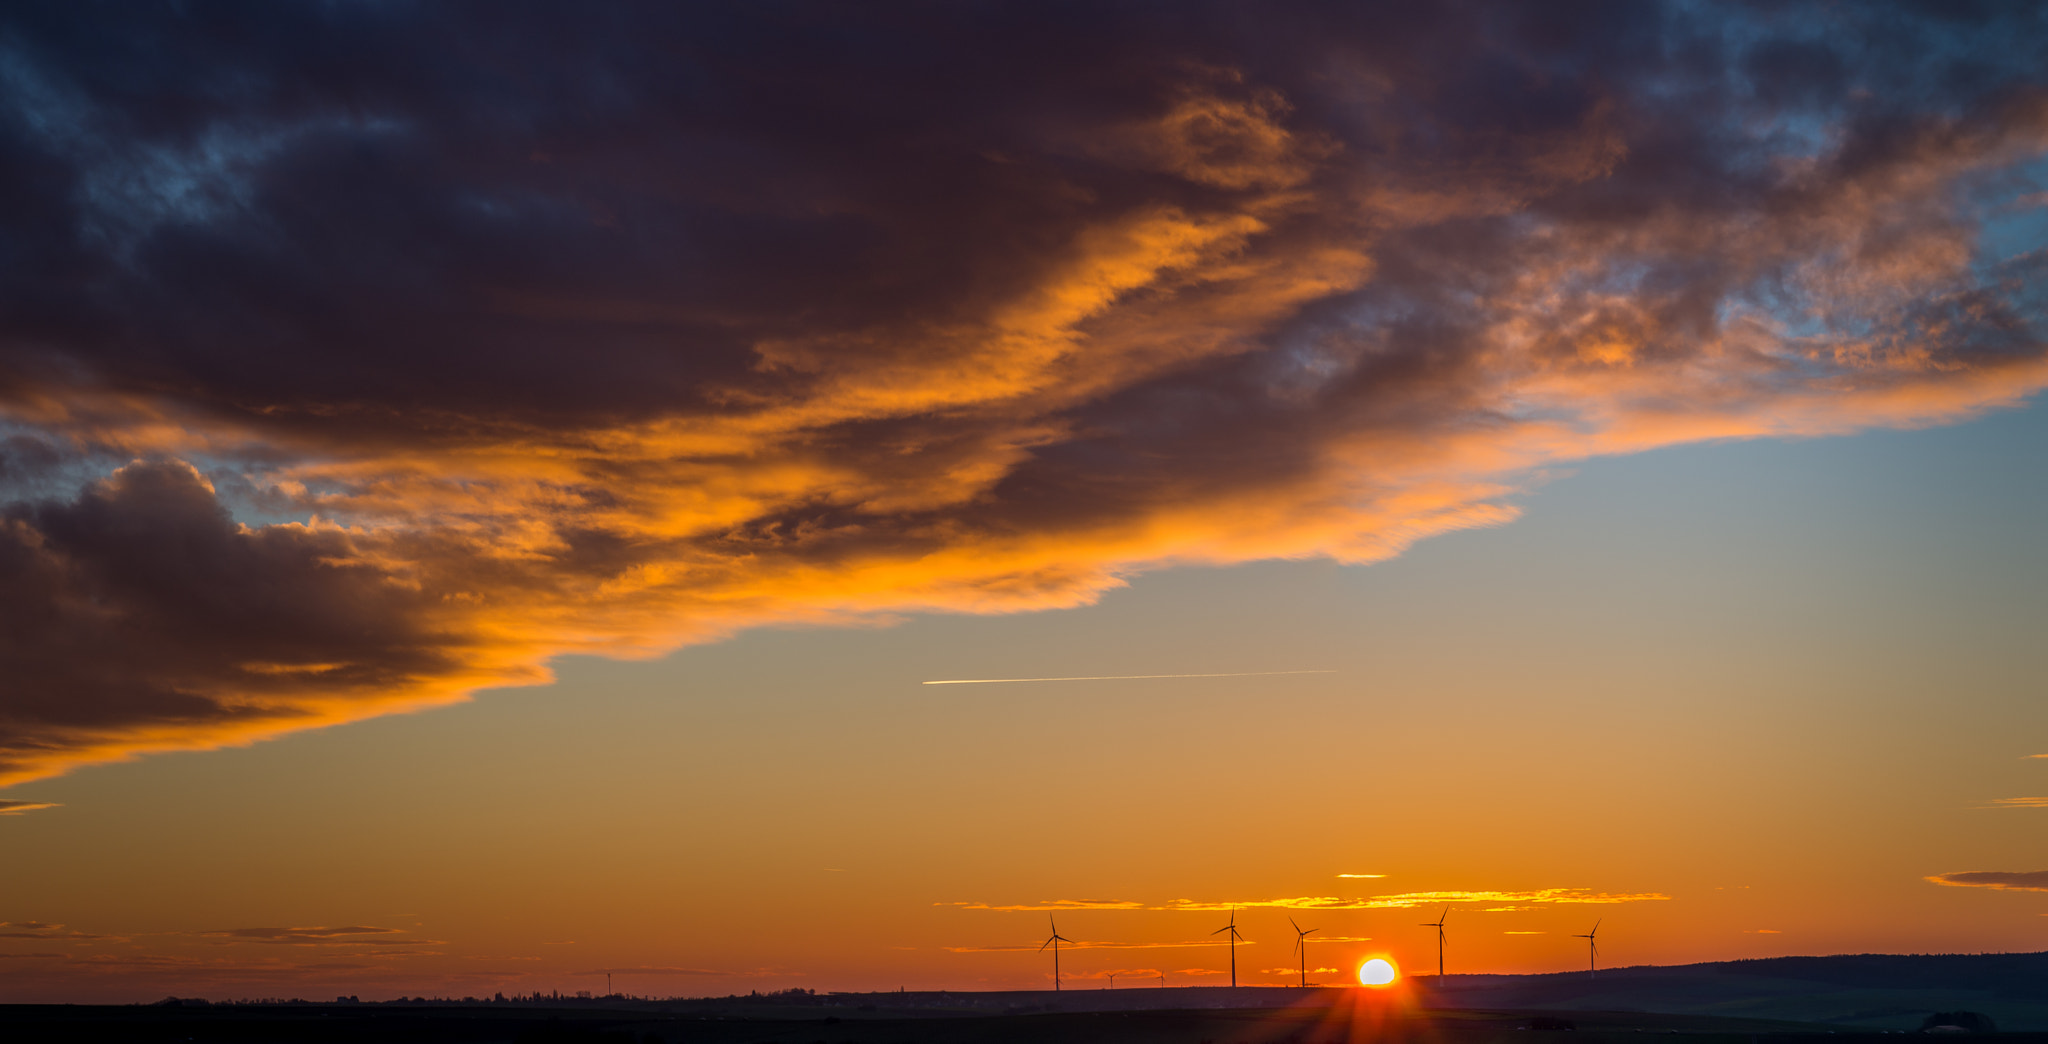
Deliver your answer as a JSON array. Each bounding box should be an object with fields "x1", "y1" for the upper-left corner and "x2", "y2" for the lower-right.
[{"x1": 922, "y1": 670, "x2": 1334, "y2": 686}]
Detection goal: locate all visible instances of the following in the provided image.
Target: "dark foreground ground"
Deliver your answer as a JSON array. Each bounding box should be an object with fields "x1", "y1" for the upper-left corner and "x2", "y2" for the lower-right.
[
  {"x1": 9, "y1": 952, "x2": 2048, "y2": 1043},
  {"x1": 0, "y1": 998, "x2": 2024, "y2": 1044},
  {"x1": 0, "y1": 1000, "x2": 1937, "y2": 1044}
]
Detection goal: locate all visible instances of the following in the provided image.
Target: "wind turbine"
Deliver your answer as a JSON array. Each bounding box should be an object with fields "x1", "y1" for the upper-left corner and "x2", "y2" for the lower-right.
[
  {"x1": 1212, "y1": 908, "x2": 1245, "y2": 987},
  {"x1": 1290, "y1": 916, "x2": 1319, "y2": 987},
  {"x1": 1420, "y1": 906, "x2": 1449, "y2": 977},
  {"x1": 1573, "y1": 919, "x2": 1600, "y2": 979},
  {"x1": 1040, "y1": 916, "x2": 1073, "y2": 991}
]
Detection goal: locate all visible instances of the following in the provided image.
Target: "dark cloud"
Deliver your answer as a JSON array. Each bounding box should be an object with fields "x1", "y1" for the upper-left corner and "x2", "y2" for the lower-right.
[
  {"x1": 1927, "y1": 871, "x2": 2048, "y2": 891},
  {"x1": 198, "y1": 926, "x2": 415, "y2": 945},
  {"x1": 0, "y1": 1, "x2": 2044, "y2": 782},
  {"x1": 0, "y1": 460, "x2": 490, "y2": 779},
  {"x1": 0, "y1": 921, "x2": 100, "y2": 939}
]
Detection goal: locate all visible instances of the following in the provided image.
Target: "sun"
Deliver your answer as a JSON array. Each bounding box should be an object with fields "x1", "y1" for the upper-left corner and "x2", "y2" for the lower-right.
[{"x1": 1358, "y1": 957, "x2": 1398, "y2": 987}]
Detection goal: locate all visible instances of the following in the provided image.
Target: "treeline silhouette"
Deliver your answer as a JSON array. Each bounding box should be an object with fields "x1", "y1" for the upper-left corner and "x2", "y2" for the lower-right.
[{"x1": 152, "y1": 988, "x2": 822, "y2": 1009}]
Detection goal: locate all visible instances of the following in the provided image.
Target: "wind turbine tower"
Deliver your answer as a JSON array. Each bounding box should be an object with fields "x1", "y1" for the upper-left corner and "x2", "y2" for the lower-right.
[
  {"x1": 1040, "y1": 916, "x2": 1074, "y2": 991},
  {"x1": 1290, "y1": 917, "x2": 1319, "y2": 987},
  {"x1": 1212, "y1": 909, "x2": 1245, "y2": 988},
  {"x1": 1573, "y1": 920, "x2": 1601, "y2": 979},
  {"x1": 1420, "y1": 907, "x2": 1449, "y2": 977}
]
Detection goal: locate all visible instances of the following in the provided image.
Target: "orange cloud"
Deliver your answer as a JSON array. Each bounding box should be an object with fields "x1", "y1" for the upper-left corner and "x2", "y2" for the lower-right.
[
  {"x1": 945, "y1": 889, "x2": 1668, "y2": 913},
  {"x1": 1164, "y1": 890, "x2": 1671, "y2": 911}
]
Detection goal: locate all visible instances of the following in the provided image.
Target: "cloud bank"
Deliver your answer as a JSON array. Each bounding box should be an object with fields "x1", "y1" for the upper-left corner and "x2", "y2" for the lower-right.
[
  {"x1": 947, "y1": 888, "x2": 1667, "y2": 912},
  {"x1": 0, "y1": 1, "x2": 2045, "y2": 784},
  {"x1": 0, "y1": 921, "x2": 102, "y2": 940},
  {"x1": 1927, "y1": 871, "x2": 2048, "y2": 891}
]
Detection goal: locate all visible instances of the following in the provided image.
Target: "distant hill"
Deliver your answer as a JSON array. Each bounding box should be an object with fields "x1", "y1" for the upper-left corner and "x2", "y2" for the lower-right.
[
  {"x1": 786, "y1": 951, "x2": 2048, "y2": 1029},
  {"x1": 1418, "y1": 951, "x2": 2048, "y2": 1030},
  {"x1": 10, "y1": 951, "x2": 2041, "y2": 1041}
]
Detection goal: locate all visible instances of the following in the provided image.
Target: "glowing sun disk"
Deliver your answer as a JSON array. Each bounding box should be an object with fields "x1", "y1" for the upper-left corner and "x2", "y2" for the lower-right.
[{"x1": 1358, "y1": 957, "x2": 1397, "y2": 986}]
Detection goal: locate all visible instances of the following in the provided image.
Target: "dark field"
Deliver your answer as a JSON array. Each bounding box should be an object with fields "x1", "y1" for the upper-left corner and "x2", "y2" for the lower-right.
[
  {"x1": 0, "y1": 1001, "x2": 1929, "y2": 1044},
  {"x1": 11, "y1": 953, "x2": 2048, "y2": 1044}
]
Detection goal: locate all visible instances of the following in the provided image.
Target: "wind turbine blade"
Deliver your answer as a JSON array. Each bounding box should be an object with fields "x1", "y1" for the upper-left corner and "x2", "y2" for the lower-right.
[
  {"x1": 1213, "y1": 925, "x2": 1231, "y2": 935},
  {"x1": 1040, "y1": 938, "x2": 1053, "y2": 952},
  {"x1": 1304, "y1": 928, "x2": 1318, "y2": 936},
  {"x1": 1289, "y1": 916, "x2": 1301, "y2": 934}
]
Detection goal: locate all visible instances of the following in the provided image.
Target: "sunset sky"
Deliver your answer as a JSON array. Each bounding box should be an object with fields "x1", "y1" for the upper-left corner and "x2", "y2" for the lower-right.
[{"x1": 3, "y1": 0, "x2": 2047, "y2": 1004}]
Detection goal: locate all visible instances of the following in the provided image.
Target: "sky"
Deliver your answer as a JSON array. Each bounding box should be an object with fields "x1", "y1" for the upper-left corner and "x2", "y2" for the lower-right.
[{"x1": 1, "y1": 0, "x2": 2046, "y2": 1003}]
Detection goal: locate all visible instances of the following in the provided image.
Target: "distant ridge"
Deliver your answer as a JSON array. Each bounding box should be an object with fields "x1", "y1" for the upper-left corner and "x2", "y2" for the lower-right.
[
  {"x1": 1421, "y1": 950, "x2": 2048, "y2": 1030},
  {"x1": 1431, "y1": 949, "x2": 2048, "y2": 990},
  {"x1": 786, "y1": 951, "x2": 2048, "y2": 1029}
]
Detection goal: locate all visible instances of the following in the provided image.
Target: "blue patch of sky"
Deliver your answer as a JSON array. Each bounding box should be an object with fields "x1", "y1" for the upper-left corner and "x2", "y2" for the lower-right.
[
  {"x1": 0, "y1": 41, "x2": 86, "y2": 142},
  {"x1": 196, "y1": 453, "x2": 392, "y2": 531},
  {"x1": 72, "y1": 116, "x2": 408, "y2": 262},
  {"x1": 1655, "y1": 2, "x2": 2042, "y2": 177},
  {"x1": 1731, "y1": 268, "x2": 1853, "y2": 347},
  {"x1": 0, "y1": 40, "x2": 407, "y2": 262},
  {"x1": 78, "y1": 128, "x2": 283, "y2": 241},
  {"x1": 1968, "y1": 155, "x2": 2048, "y2": 270},
  {"x1": 0, "y1": 426, "x2": 117, "y2": 504},
  {"x1": 0, "y1": 433, "x2": 332, "y2": 530},
  {"x1": 1261, "y1": 271, "x2": 1510, "y2": 407}
]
